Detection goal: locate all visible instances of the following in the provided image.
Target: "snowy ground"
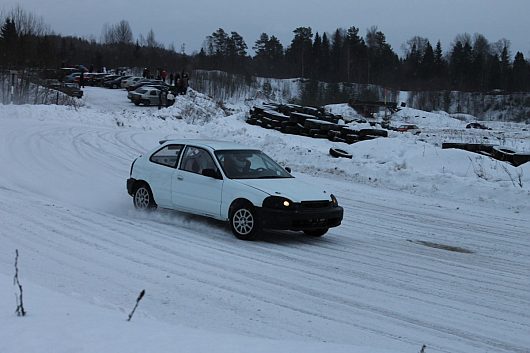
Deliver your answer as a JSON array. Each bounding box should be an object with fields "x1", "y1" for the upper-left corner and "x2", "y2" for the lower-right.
[{"x1": 0, "y1": 87, "x2": 529, "y2": 353}]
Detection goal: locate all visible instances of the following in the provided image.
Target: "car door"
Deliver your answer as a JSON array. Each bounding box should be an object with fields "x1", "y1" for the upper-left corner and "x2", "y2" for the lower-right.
[
  {"x1": 148, "y1": 90, "x2": 159, "y2": 105},
  {"x1": 147, "y1": 144, "x2": 183, "y2": 208},
  {"x1": 172, "y1": 146, "x2": 223, "y2": 218}
]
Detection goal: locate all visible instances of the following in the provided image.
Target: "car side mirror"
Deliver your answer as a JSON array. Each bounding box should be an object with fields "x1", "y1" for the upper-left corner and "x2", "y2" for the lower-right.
[
  {"x1": 285, "y1": 167, "x2": 292, "y2": 173},
  {"x1": 202, "y1": 168, "x2": 222, "y2": 179}
]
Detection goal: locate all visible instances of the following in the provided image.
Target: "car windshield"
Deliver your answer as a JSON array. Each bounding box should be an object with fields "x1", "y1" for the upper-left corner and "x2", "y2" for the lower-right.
[{"x1": 215, "y1": 150, "x2": 293, "y2": 179}]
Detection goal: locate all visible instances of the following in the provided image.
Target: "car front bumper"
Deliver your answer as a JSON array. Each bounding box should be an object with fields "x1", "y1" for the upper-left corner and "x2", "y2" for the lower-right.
[{"x1": 258, "y1": 206, "x2": 344, "y2": 231}]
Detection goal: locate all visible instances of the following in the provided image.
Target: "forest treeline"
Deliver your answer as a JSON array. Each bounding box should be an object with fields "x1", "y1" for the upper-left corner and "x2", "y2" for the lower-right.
[{"x1": 1, "y1": 5, "x2": 529, "y2": 94}]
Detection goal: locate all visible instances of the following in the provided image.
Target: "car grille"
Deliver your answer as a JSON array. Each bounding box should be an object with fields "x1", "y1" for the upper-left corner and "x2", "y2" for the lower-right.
[{"x1": 300, "y1": 200, "x2": 332, "y2": 209}]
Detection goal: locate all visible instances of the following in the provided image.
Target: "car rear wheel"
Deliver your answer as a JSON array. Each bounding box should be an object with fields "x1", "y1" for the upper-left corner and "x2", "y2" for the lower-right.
[
  {"x1": 133, "y1": 184, "x2": 156, "y2": 210},
  {"x1": 230, "y1": 203, "x2": 259, "y2": 240},
  {"x1": 303, "y1": 228, "x2": 328, "y2": 237}
]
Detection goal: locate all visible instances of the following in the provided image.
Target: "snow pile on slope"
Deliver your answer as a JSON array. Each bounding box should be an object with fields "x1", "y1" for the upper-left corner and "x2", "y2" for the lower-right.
[
  {"x1": 325, "y1": 103, "x2": 364, "y2": 122},
  {"x1": 391, "y1": 107, "x2": 465, "y2": 129},
  {"x1": 162, "y1": 89, "x2": 228, "y2": 124}
]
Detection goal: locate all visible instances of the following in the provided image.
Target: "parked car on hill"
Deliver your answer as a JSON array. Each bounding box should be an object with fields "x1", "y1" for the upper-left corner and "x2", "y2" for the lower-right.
[
  {"x1": 466, "y1": 122, "x2": 491, "y2": 130},
  {"x1": 127, "y1": 79, "x2": 170, "y2": 92},
  {"x1": 122, "y1": 76, "x2": 144, "y2": 88},
  {"x1": 63, "y1": 72, "x2": 81, "y2": 83},
  {"x1": 104, "y1": 75, "x2": 131, "y2": 89},
  {"x1": 129, "y1": 87, "x2": 164, "y2": 106},
  {"x1": 48, "y1": 81, "x2": 83, "y2": 98},
  {"x1": 91, "y1": 73, "x2": 114, "y2": 86},
  {"x1": 127, "y1": 140, "x2": 344, "y2": 240},
  {"x1": 396, "y1": 124, "x2": 421, "y2": 135}
]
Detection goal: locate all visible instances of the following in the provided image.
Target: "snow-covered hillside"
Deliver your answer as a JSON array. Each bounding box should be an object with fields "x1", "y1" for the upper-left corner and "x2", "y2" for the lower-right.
[
  {"x1": 192, "y1": 70, "x2": 530, "y2": 122},
  {"x1": 1, "y1": 87, "x2": 529, "y2": 353}
]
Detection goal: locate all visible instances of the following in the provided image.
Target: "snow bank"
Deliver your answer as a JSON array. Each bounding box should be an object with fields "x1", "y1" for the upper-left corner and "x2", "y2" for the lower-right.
[
  {"x1": 0, "y1": 274, "x2": 392, "y2": 353},
  {"x1": 1, "y1": 88, "x2": 529, "y2": 214}
]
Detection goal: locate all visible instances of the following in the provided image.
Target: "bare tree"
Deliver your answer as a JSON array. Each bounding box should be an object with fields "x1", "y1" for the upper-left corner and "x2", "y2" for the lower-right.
[
  {"x1": 137, "y1": 33, "x2": 146, "y2": 46},
  {"x1": 365, "y1": 26, "x2": 379, "y2": 49},
  {"x1": 402, "y1": 36, "x2": 429, "y2": 57},
  {"x1": 101, "y1": 20, "x2": 133, "y2": 44},
  {"x1": 491, "y1": 38, "x2": 511, "y2": 58},
  {"x1": 101, "y1": 23, "x2": 112, "y2": 43},
  {"x1": 114, "y1": 20, "x2": 133, "y2": 44},
  {"x1": 146, "y1": 29, "x2": 158, "y2": 48},
  {"x1": 452, "y1": 33, "x2": 472, "y2": 48},
  {"x1": 473, "y1": 33, "x2": 490, "y2": 56},
  {"x1": 0, "y1": 4, "x2": 49, "y2": 36}
]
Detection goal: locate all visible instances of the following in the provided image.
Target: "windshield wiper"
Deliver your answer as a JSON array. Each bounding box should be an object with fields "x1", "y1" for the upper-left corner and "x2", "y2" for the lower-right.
[{"x1": 256, "y1": 175, "x2": 289, "y2": 179}]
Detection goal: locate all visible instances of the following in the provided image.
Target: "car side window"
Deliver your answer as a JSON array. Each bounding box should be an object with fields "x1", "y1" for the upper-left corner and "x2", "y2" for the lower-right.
[
  {"x1": 149, "y1": 144, "x2": 183, "y2": 168},
  {"x1": 180, "y1": 146, "x2": 218, "y2": 175}
]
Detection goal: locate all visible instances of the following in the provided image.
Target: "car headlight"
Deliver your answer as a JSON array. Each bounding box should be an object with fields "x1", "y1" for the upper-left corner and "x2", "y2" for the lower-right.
[
  {"x1": 263, "y1": 196, "x2": 294, "y2": 210},
  {"x1": 330, "y1": 194, "x2": 339, "y2": 207}
]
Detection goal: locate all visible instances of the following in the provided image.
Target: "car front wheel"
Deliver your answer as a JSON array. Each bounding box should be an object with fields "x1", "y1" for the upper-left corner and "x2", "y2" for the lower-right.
[
  {"x1": 230, "y1": 203, "x2": 259, "y2": 240},
  {"x1": 303, "y1": 228, "x2": 328, "y2": 237},
  {"x1": 133, "y1": 184, "x2": 156, "y2": 210}
]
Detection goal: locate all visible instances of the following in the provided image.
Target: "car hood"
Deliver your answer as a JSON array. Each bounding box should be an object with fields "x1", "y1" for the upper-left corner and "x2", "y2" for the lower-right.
[{"x1": 234, "y1": 178, "x2": 331, "y2": 202}]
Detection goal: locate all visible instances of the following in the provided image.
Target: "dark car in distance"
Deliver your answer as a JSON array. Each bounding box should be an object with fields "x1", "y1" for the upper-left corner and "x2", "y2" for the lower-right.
[{"x1": 466, "y1": 122, "x2": 491, "y2": 130}]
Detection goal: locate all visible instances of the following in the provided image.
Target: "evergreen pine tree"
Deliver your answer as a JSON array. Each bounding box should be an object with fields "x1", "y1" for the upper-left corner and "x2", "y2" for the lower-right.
[
  {"x1": 512, "y1": 52, "x2": 527, "y2": 91},
  {"x1": 420, "y1": 42, "x2": 435, "y2": 83},
  {"x1": 311, "y1": 32, "x2": 322, "y2": 79},
  {"x1": 0, "y1": 18, "x2": 18, "y2": 67},
  {"x1": 320, "y1": 33, "x2": 331, "y2": 81},
  {"x1": 500, "y1": 46, "x2": 511, "y2": 90}
]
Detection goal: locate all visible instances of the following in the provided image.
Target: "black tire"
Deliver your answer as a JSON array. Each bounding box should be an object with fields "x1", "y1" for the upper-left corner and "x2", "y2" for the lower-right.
[
  {"x1": 304, "y1": 119, "x2": 323, "y2": 130},
  {"x1": 492, "y1": 146, "x2": 516, "y2": 163},
  {"x1": 359, "y1": 129, "x2": 388, "y2": 137},
  {"x1": 441, "y1": 142, "x2": 468, "y2": 150},
  {"x1": 133, "y1": 183, "x2": 157, "y2": 210},
  {"x1": 308, "y1": 128, "x2": 321, "y2": 136},
  {"x1": 282, "y1": 126, "x2": 300, "y2": 134},
  {"x1": 345, "y1": 134, "x2": 360, "y2": 144},
  {"x1": 229, "y1": 202, "x2": 259, "y2": 240},
  {"x1": 133, "y1": 101, "x2": 140, "y2": 106},
  {"x1": 112, "y1": 83, "x2": 118, "y2": 89},
  {"x1": 512, "y1": 153, "x2": 530, "y2": 167},
  {"x1": 303, "y1": 228, "x2": 328, "y2": 237},
  {"x1": 329, "y1": 148, "x2": 352, "y2": 159},
  {"x1": 142, "y1": 99, "x2": 150, "y2": 106}
]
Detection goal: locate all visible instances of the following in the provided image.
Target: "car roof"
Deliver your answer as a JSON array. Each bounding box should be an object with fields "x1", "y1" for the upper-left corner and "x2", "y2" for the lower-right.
[{"x1": 159, "y1": 139, "x2": 254, "y2": 151}]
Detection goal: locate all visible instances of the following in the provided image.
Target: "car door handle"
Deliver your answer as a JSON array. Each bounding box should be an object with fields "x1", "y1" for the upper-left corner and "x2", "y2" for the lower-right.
[{"x1": 176, "y1": 176, "x2": 183, "y2": 181}]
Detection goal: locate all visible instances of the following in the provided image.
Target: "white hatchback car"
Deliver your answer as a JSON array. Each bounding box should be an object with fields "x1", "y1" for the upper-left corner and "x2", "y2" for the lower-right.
[{"x1": 127, "y1": 140, "x2": 344, "y2": 240}]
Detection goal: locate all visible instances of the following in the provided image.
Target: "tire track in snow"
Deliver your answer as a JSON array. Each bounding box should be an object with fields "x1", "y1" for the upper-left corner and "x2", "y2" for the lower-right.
[{"x1": 1, "y1": 192, "x2": 528, "y2": 353}]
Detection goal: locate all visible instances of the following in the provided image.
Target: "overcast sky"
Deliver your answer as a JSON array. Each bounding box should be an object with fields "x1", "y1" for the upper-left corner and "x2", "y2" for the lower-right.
[{"x1": 2, "y1": 0, "x2": 530, "y2": 57}]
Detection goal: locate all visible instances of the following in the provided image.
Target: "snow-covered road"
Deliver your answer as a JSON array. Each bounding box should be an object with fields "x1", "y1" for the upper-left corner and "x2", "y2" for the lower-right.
[{"x1": 1, "y1": 90, "x2": 529, "y2": 353}]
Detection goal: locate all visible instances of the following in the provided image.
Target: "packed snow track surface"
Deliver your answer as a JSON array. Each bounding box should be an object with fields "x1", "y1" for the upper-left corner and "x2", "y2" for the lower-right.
[{"x1": 0, "y1": 89, "x2": 529, "y2": 353}]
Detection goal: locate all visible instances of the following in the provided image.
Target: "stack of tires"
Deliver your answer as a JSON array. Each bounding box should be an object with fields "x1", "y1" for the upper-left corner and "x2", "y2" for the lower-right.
[
  {"x1": 247, "y1": 103, "x2": 388, "y2": 145},
  {"x1": 441, "y1": 143, "x2": 530, "y2": 167}
]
